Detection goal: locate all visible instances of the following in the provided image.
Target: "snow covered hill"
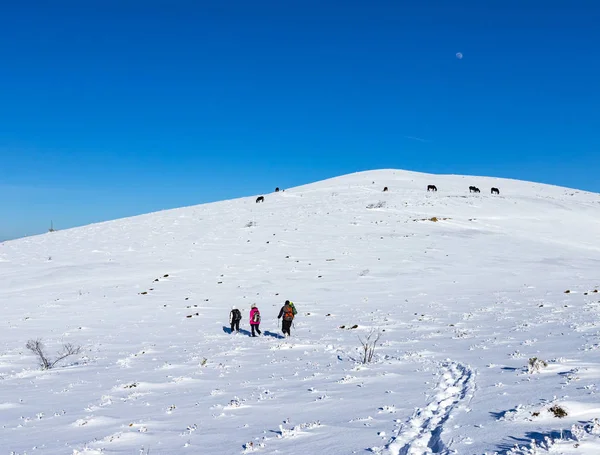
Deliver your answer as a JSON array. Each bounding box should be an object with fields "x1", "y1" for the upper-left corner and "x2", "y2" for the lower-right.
[{"x1": 1, "y1": 169, "x2": 600, "y2": 455}]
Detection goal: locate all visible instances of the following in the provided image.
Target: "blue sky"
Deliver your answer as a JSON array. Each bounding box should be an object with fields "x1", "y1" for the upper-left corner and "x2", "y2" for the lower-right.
[{"x1": 1, "y1": 1, "x2": 599, "y2": 240}]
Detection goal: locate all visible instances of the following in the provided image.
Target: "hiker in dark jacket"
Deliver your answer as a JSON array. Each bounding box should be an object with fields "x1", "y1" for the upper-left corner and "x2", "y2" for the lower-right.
[
  {"x1": 229, "y1": 306, "x2": 242, "y2": 333},
  {"x1": 277, "y1": 300, "x2": 295, "y2": 337}
]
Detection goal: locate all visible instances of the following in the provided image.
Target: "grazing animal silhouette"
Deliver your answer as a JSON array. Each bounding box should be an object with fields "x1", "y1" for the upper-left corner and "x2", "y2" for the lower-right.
[
  {"x1": 275, "y1": 187, "x2": 279, "y2": 192},
  {"x1": 383, "y1": 186, "x2": 388, "y2": 192},
  {"x1": 491, "y1": 187, "x2": 500, "y2": 195},
  {"x1": 427, "y1": 185, "x2": 437, "y2": 192},
  {"x1": 469, "y1": 186, "x2": 480, "y2": 193},
  {"x1": 256, "y1": 196, "x2": 265, "y2": 203}
]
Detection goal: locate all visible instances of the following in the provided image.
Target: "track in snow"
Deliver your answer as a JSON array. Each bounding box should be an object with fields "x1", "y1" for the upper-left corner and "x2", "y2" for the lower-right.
[{"x1": 384, "y1": 361, "x2": 475, "y2": 455}]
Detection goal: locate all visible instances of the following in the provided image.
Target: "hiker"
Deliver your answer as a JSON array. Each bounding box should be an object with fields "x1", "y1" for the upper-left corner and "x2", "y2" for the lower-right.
[
  {"x1": 277, "y1": 300, "x2": 295, "y2": 337},
  {"x1": 229, "y1": 306, "x2": 242, "y2": 333},
  {"x1": 249, "y1": 304, "x2": 262, "y2": 337}
]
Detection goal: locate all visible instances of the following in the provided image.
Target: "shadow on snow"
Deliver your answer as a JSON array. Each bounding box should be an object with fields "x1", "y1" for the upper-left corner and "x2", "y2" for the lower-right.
[{"x1": 222, "y1": 326, "x2": 285, "y2": 339}]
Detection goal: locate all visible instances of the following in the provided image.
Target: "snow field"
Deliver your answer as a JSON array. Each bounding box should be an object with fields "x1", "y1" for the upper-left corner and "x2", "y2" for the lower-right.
[{"x1": 1, "y1": 169, "x2": 600, "y2": 454}]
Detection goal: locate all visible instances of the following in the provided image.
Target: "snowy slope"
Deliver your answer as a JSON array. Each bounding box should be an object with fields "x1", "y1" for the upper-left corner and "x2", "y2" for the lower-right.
[{"x1": 1, "y1": 169, "x2": 600, "y2": 455}]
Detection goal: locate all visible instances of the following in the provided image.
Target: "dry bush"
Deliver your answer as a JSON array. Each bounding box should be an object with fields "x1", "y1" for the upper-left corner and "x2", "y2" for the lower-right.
[
  {"x1": 358, "y1": 328, "x2": 382, "y2": 364},
  {"x1": 414, "y1": 217, "x2": 451, "y2": 222},
  {"x1": 26, "y1": 339, "x2": 81, "y2": 370},
  {"x1": 549, "y1": 405, "x2": 568, "y2": 418},
  {"x1": 527, "y1": 357, "x2": 548, "y2": 374},
  {"x1": 366, "y1": 201, "x2": 386, "y2": 209}
]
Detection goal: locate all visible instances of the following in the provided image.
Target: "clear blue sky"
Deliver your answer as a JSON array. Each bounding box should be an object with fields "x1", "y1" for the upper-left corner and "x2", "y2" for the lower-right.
[{"x1": 1, "y1": 1, "x2": 599, "y2": 240}]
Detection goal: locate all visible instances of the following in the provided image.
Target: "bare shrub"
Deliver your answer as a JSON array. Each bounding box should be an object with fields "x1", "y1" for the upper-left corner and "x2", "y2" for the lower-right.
[
  {"x1": 366, "y1": 201, "x2": 386, "y2": 209},
  {"x1": 26, "y1": 339, "x2": 81, "y2": 370},
  {"x1": 527, "y1": 357, "x2": 548, "y2": 374},
  {"x1": 358, "y1": 328, "x2": 383, "y2": 364}
]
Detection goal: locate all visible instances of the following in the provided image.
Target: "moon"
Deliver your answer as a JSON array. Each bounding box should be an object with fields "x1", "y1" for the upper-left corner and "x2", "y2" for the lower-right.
[{"x1": 456, "y1": 52, "x2": 463, "y2": 59}]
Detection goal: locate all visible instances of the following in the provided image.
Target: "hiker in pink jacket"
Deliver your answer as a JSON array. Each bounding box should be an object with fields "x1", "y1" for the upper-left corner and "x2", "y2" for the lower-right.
[{"x1": 249, "y1": 304, "x2": 262, "y2": 337}]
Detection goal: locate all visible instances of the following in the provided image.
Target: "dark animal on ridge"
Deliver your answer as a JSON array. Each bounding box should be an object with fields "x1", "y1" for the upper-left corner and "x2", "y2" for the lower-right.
[
  {"x1": 469, "y1": 186, "x2": 480, "y2": 193},
  {"x1": 383, "y1": 187, "x2": 388, "y2": 192},
  {"x1": 275, "y1": 187, "x2": 279, "y2": 192},
  {"x1": 256, "y1": 196, "x2": 265, "y2": 203},
  {"x1": 427, "y1": 185, "x2": 437, "y2": 192},
  {"x1": 491, "y1": 187, "x2": 500, "y2": 195}
]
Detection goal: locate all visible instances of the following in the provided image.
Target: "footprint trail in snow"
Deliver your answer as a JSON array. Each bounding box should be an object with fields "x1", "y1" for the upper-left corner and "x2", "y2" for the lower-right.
[{"x1": 384, "y1": 361, "x2": 475, "y2": 455}]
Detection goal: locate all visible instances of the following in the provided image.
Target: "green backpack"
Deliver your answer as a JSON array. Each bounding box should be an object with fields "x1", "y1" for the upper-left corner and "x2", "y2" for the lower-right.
[{"x1": 289, "y1": 301, "x2": 297, "y2": 315}]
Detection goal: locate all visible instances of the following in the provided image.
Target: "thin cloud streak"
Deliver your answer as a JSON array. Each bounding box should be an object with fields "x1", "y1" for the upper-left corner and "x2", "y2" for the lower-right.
[{"x1": 404, "y1": 136, "x2": 431, "y2": 143}]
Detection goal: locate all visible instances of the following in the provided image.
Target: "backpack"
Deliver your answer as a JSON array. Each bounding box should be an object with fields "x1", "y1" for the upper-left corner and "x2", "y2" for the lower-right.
[
  {"x1": 283, "y1": 305, "x2": 294, "y2": 321},
  {"x1": 289, "y1": 301, "x2": 297, "y2": 315},
  {"x1": 252, "y1": 310, "x2": 261, "y2": 323},
  {"x1": 232, "y1": 309, "x2": 241, "y2": 321}
]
